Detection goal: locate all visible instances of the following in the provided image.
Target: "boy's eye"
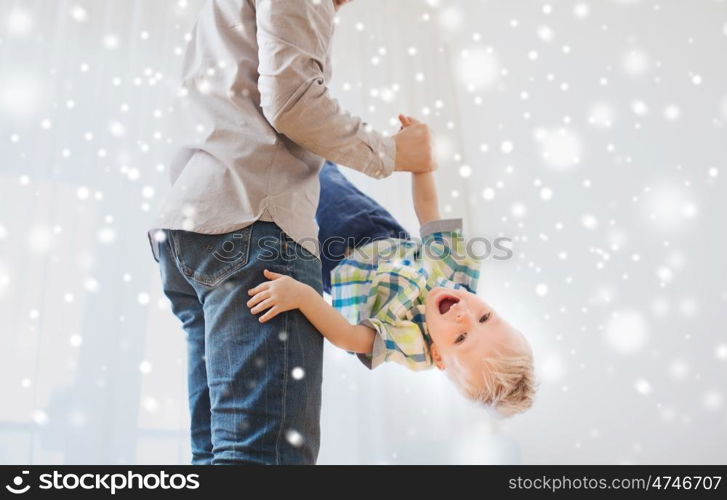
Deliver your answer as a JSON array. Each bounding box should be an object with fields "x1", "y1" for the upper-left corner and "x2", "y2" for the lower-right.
[
  {"x1": 455, "y1": 333, "x2": 467, "y2": 344},
  {"x1": 479, "y1": 312, "x2": 491, "y2": 323}
]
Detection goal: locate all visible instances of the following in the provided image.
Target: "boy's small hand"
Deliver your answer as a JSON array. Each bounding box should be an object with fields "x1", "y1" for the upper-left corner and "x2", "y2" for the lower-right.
[{"x1": 247, "y1": 269, "x2": 309, "y2": 322}]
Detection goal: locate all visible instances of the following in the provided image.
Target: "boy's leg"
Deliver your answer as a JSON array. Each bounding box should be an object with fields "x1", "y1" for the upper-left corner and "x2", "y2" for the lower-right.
[{"x1": 316, "y1": 161, "x2": 410, "y2": 294}]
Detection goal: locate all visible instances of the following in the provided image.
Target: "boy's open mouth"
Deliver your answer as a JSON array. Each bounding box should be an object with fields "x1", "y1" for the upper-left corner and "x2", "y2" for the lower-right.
[{"x1": 437, "y1": 294, "x2": 460, "y2": 315}]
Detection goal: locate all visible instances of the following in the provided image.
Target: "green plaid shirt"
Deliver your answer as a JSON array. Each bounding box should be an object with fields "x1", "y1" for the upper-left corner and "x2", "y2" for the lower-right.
[{"x1": 330, "y1": 218, "x2": 482, "y2": 371}]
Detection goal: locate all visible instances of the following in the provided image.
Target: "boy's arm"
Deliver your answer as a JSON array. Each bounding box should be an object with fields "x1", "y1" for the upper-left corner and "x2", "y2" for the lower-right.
[
  {"x1": 399, "y1": 115, "x2": 442, "y2": 226},
  {"x1": 412, "y1": 171, "x2": 441, "y2": 226},
  {"x1": 247, "y1": 269, "x2": 376, "y2": 354},
  {"x1": 298, "y1": 286, "x2": 376, "y2": 354}
]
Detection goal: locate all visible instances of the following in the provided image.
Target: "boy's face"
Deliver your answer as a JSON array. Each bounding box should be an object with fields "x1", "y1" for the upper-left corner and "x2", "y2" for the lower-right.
[{"x1": 425, "y1": 287, "x2": 528, "y2": 374}]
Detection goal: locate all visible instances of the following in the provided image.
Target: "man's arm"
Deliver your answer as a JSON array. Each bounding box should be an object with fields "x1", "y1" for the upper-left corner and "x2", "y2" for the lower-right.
[
  {"x1": 247, "y1": 269, "x2": 375, "y2": 354},
  {"x1": 255, "y1": 0, "x2": 434, "y2": 177}
]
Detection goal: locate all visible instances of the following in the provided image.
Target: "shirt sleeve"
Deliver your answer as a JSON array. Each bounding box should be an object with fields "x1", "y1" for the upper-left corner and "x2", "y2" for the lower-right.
[
  {"x1": 255, "y1": 0, "x2": 395, "y2": 180},
  {"x1": 356, "y1": 317, "x2": 433, "y2": 371},
  {"x1": 420, "y1": 218, "x2": 482, "y2": 293}
]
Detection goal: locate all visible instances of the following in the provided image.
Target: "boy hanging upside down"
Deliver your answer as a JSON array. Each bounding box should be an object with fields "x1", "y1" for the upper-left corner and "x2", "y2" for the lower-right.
[{"x1": 247, "y1": 115, "x2": 536, "y2": 417}]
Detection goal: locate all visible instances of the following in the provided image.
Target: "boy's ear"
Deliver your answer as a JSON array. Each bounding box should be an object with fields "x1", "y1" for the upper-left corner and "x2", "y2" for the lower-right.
[{"x1": 431, "y1": 343, "x2": 445, "y2": 370}]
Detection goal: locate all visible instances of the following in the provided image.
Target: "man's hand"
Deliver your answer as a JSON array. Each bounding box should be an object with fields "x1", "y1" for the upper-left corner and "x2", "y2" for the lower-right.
[
  {"x1": 393, "y1": 114, "x2": 437, "y2": 174},
  {"x1": 247, "y1": 269, "x2": 312, "y2": 322},
  {"x1": 398, "y1": 115, "x2": 442, "y2": 225},
  {"x1": 333, "y1": 0, "x2": 352, "y2": 12}
]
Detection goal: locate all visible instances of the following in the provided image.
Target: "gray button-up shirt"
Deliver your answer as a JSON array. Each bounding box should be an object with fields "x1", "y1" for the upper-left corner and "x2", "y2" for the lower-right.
[{"x1": 148, "y1": 0, "x2": 396, "y2": 261}]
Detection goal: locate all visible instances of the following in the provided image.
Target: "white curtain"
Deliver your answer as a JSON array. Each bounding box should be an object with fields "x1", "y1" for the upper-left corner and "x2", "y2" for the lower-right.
[{"x1": 1, "y1": 0, "x2": 725, "y2": 464}]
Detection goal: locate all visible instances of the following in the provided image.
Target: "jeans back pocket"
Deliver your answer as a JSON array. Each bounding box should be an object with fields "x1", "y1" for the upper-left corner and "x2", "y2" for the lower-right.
[{"x1": 169, "y1": 227, "x2": 252, "y2": 287}]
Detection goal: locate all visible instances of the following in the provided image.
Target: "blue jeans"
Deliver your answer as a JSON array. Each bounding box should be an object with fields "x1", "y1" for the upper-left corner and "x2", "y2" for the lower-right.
[
  {"x1": 158, "y1": 221, "x2": 323, "y2": 465},
  {"x1": 315, "y1": 161, "x2": 411, "y2": 295}
]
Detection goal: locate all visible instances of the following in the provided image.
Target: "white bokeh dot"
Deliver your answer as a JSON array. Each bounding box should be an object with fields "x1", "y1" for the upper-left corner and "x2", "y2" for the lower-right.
[
  {"x1": 535, "y1": 127, "x2": 583, "y2": 170},
  {"x1": 622, "y1": 49, "x2": 650, "y2": 77},
  {"x1": 573, "y1": 3, "x2": 590, "y2": 19},
  {"x1": 482, "y1": 188, "x2": 496, "y2": 201},
  {"x1": 704, "y1": 390, "x2": 723, "y2": 410},
  {"x1": 7, "y1": 9, "x2": 33, "y2": 36},
  {"x1": 634, "y1": 378, "x2": 652, "y2": 395},
  {"x1": 605, "y1": 310, "x2": 649, "y2": 355},
  {"x1": 291, "y1": 367, "x2": 305, "y2": 380},
  {"x1": 286, "y1": 429, "x2": 304, "y2": 447},
  {"x1": 70, "y1": 6, "x2": 88, "y2": 22},
  {"x1": 456, "y1": 48, "x2": 500, "y2": 91}
]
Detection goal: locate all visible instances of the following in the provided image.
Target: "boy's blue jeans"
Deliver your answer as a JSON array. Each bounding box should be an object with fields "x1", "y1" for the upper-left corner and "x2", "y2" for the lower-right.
[
  {"x1": 315, "y1": 161, "x2": 411, "y2": 294},
  {"x1": 158, "y1": 221, "x2": 323, "y2": 465}
]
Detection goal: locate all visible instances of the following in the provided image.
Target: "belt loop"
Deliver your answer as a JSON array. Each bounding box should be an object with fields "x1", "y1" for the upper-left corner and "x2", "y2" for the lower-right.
[{"x1": 281, "y1": 230, "x2": 289, "y2": 261}]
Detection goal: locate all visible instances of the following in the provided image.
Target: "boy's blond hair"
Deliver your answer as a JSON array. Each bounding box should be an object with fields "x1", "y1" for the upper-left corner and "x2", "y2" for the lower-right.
[{"x1": 447, "y1": 349, "x2": 536, "y2": 417}]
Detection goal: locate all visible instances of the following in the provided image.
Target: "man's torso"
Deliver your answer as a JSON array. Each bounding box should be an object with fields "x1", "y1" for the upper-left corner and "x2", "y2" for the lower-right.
[{"x1": 149, "y1": 0, "x2": 333, "y2": 261}]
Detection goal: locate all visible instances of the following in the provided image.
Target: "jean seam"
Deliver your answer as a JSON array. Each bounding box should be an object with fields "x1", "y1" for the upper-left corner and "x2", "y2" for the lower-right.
[{"x1": 274, "y1": 236, "x2": 290, "y2": 465}]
